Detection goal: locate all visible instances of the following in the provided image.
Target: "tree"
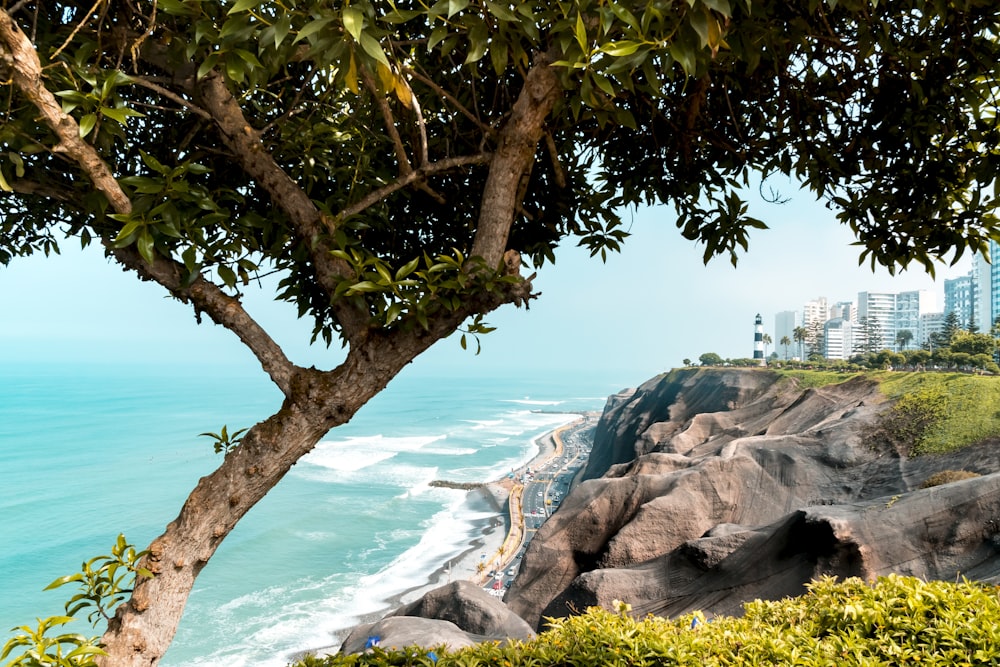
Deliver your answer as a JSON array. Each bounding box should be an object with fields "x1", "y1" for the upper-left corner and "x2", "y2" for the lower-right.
[
  {"x1": 806, "y1": 321, "x2": 825, "y2": 360},
  {"x1": 682, "y1": 358, "x2": 692, "y2": 367},
  {"x1": 854, "y1": 317, "x2": 884, "y2": 356},
  {"x1": 780, "y1": 335, "x2": 792, "y2": 361},
  {"x1": 950, "y1": 330, "x2": 997, "y2": 357},
  {"x1": 792, "y1": 326, "x2": 808, "y2": 361},
  {"x1": 0, "y1": 1, "x2": 997, "y2": 665},
  {"x1": 895, "y1": 329, "x2": 914, "y2": 351},
  {"x1": 699, "y1": 352, "x2": 724, "y2": 367},
  {"x1": 762, "y1": 333, "x2": 772, "y2": 360}
]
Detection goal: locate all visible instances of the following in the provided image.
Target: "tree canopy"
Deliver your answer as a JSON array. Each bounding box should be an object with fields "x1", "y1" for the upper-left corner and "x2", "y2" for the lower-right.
[{"x1": 1, "y1": 1, "x2": 999, "y2": 665}]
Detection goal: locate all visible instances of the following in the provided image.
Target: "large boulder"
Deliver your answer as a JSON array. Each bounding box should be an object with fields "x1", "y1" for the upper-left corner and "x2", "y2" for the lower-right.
[
  {"x1": 388, "y1": 580, "x2": 535, "y2": 641},
  {"x1": 338, "y1": 616, "x2": 479, "y2": 655}
]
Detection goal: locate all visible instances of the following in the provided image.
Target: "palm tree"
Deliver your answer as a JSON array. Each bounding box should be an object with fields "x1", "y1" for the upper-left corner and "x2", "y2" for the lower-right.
[
  {"x1": 793, "y1": 326, "x2": 808, "y2": 360},
  {"x1": 895, "y1": 329, "x2": 914, "y2": 352},
  {"x1": 780, "y1": 335, "x2": 791, "y2": 361},
  {"x1": 762, "y1": 333, "x2": 772, "y2": 360}
]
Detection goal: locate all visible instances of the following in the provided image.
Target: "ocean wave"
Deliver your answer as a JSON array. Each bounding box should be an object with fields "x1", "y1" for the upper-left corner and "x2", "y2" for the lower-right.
[
  {"x1": 502, "y1": 398, "x2": 566, "y2": 406},
  {"x1": 300, "y1": 434, "x2": 446, "y2": 473}
]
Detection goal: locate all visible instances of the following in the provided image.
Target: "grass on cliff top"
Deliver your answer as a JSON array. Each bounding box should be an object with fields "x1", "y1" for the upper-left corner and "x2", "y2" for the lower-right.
[
  {"x1": 299, "y1": 575, "x2": 1000, "y2": 667},
  {"x1": 872, "y1": 372, "x2": 1000, "y2": 455},
  {"x1": 772, "y1": 369, "x2": 1000, "y2": 455}
]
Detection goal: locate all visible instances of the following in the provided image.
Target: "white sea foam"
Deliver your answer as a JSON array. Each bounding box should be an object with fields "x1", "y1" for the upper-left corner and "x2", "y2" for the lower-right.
[
  {"x1": 502, "y1": 398, "x2": 565, "y2": 406},
  {"x1": 296, "y1": 434, "x2": 446, "y2": 476}
]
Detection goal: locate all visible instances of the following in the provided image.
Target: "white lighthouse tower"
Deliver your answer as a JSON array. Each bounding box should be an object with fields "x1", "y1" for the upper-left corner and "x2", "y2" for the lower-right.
[{"x1": 753, "y1": 314, "x2": 765, "y2": 366}]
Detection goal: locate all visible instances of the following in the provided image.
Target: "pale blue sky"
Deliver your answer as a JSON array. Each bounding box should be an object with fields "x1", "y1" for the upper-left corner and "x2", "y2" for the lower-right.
[{"x1": 0, "y1": 187, "x2": 970, "y2": 380}]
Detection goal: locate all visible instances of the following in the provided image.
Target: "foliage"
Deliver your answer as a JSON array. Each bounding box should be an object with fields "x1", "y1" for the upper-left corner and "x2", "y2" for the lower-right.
[
  {"x1": 199, "y1": 424, "x2": 249, "y2": 456},
  {"x1": 2, "y1": 535, "x2": 150, "y2": 667},
  {"x1": 698, "y1": 352, "x2": 723, "y2": 366},
  {"x1": 1, "y1": 617, "x2": 104, "y2": 667},
  {"x1": 875, "y1": 373, "x2": 1000, "y2": 455},
  {"x1": 297, "y1": 575, "x2": 1000, "y2": 667},
  {"x1": 775, "y1": 369, "x2": 863, "y2": 389},
  {"x1": 920, "y1": 469, "x2": 982, "y2": 489}
]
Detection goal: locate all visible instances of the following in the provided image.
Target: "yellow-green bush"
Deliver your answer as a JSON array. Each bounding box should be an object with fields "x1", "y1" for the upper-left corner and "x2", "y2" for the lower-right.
[{"x1": 297, "y1": 575, "x2": 1000, "y2": 667}]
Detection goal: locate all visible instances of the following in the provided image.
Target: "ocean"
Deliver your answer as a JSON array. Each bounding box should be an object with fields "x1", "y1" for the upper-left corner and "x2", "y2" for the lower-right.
[{"x1": 0, "y1": 361, "x2": 639, "y2": 666}]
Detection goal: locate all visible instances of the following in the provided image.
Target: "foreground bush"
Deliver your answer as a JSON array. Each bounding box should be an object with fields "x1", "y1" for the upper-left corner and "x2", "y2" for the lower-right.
[{"x1": 298, "y1": 575, "x2": 1000, "y2": 666}]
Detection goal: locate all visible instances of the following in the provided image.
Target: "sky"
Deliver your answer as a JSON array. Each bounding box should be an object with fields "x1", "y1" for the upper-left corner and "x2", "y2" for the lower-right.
[{"x1": 0, "y1": 183, "x2": 971, "y2": 382}]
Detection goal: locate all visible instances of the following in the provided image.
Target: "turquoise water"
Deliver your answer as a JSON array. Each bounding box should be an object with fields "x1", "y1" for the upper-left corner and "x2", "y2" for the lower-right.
[{"x1": 0, "y1": 361, "x2": 637, "y2": 666}]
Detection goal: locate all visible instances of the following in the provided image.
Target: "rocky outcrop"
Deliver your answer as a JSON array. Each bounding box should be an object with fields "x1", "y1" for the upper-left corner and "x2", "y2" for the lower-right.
[
  {"x1": 336, "y1": 580, "x2": 533, "y2": 655},
  {"x1": 506, "y1": 368, "x2": 1000, "y2": 629}
]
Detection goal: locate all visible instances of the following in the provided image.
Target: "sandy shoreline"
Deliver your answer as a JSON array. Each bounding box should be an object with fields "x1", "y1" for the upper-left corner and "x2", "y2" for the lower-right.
[{"x1": 307, "y1": 417, "x2": 573, "y2": 656}]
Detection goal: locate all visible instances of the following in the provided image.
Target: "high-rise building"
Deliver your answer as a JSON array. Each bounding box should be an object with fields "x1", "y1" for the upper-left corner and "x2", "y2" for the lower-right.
[
  {"x1": 774, "y1": 311, "x2": 799, "y2": 360},
  {"x1": 991, "y1": 239, "x2": 1000, "y2": 330},
  {"x1": 803, "y1": 297, "x2": 829, "y2": 329},
  {"x1": 829, "y1": 301, "x2": 855, "y2": 322},
  {"x1": 944, "y1": 274, "x2": 974, "y2": 327},
  {"x1": 972, "y1": 254, "x2": 992, "y2": 332},
  {"x1": 857, "y1": 291, "x2": 896, "y2": 352},
  {"x1": 896, "y1": 290, "x2": 937, "y2": 350},
  {"x1": 920, "y1": 313, "x2": 946, "y2": 351},
  {"x1": 824, "y1": 318, "x2": 854, "y2": 360}
]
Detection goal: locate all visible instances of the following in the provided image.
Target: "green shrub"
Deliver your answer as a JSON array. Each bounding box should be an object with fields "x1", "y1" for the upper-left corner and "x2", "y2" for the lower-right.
[{"x1": 297, "y1": 575, "x2": 1000, "y2": 667}]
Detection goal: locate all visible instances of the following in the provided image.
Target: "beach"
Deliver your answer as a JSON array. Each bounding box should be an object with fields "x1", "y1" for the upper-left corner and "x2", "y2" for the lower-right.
[{"x1": 306, "y1": 416, "x2": 581, "y2": 656}]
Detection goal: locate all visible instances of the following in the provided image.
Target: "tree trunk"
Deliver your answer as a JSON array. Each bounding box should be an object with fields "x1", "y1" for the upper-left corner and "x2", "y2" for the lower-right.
[{"x1": 98, "y1": 362, "x2": 386, "y2": 667}]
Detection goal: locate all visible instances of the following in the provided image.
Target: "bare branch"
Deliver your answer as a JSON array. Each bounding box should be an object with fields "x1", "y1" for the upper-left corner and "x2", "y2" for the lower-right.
[
  {"x1": 359, "y1": 63, "x2": 412, "y2": 175},
  {"x1": 130, "y1": 75, "x2": 212, "y2": 120},
  {"x1": 109, "y1": 243, "x2": 298, "y2": 395},
  {"x1": 337, "y1": 153, "x2": 491, "y2": 220},
  {"x1": 404, "y1": 66, "x2": 494, "y2": 136}
]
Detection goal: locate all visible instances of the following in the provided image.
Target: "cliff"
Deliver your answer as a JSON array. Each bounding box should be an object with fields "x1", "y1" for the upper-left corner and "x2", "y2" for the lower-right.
[
  {"x1": 506, "y1": 367, "x2": 1000, "y2": 628},
  {"x1": 327, "y1": 368, "x2": 1000, "y2": 656}
]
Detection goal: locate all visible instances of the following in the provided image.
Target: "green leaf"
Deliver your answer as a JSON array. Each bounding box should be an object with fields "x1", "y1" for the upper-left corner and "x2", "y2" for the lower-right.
[
  {"x1": 484, "y1": 0, "x2": 518, "y2": 21},
  {"x1": 273, "y1": 15, "x2": 291, "y2": 48},
  {"x1": 137, "y1": 228, "x2": 155, "y2": 264},
  {"x1": 79, "y1": 113, "x2": 97, "y2": 138},
  {"x1": 600, "y1": 40, "x2": 642, "y2": 57},
  {"x1": 359, "y1": 32, "x2": 391, "y2": 68},
  {"x1": 0, "y1": 169, "x2": 10, "y2": 193},
  {"x1": 217, "y1": 264, "x2": 237, "y2": 287},
  {"x1": 100, "y1": 106, "x2": 144, "y2": 125},
  {"x1": 701, "y1": 0, "x2": 732, "y2": 15},
  {"x1": 227, "y1": 0, "x2": 261, "y2": 14},
  {"x1": 448, "y1": 0, "x2": 469, "y2": 18},
  {"x1": 574, "y1": 13, "x2": 588, "y2": 53},
  {"x1": 294, "y1": 17, "x2": 336, "y2": 44},
  {"x1": 342, "y1": 6, "x2": 364, "y2": 41},
  {"x1": 395, "y1": 257, "x2": 419, "y2": 281}
]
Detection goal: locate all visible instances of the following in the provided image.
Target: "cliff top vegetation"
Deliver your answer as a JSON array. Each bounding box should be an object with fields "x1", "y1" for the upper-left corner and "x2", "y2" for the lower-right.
[{"x1": 297, "y1": 575, "x2": 1000, "y2": 667}]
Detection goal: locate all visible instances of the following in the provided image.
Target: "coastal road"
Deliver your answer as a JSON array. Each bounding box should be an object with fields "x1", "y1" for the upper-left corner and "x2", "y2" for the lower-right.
[{"x1": 481, "y1": 415, "x2": 596, "y2": 595}]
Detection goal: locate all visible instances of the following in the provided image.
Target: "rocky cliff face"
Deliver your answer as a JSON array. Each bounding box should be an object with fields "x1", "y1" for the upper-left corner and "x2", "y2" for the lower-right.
[{"x1": 506, "y1": 368, "x2": 1000, "y2": 629}]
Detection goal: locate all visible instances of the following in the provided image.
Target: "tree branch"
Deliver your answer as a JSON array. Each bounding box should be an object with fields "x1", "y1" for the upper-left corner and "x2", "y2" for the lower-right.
[
  {"x1": 404, "y1": 65, "x2": 495, "y2": 136},
  {"x1": 0, "y1": 9, "x2": 131, "y2": 215},
  {"x1": 337, "y1": 153, "x2": 491, "y2": 221},
  {"x1": 0, "y1": 10, "x2": 297, "y2": 392},
  {"x1": 471, "y1": 51, "x2": 562, "y2": 267},
  {"x1": 359, "y1": 63, "x2": 412, "y2": 176},
  {"x1": 109, "y1": 244, "x2": 298, "y2": 395},
  {"x1": 194, "y1": 70, "x2": 371, "y2": 341}
]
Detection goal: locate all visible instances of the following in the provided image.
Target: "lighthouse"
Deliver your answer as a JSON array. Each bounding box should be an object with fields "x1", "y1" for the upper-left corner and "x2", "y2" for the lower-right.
[{"x1": 753, "y1": 314, "x2": 765, "y2": 366}]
